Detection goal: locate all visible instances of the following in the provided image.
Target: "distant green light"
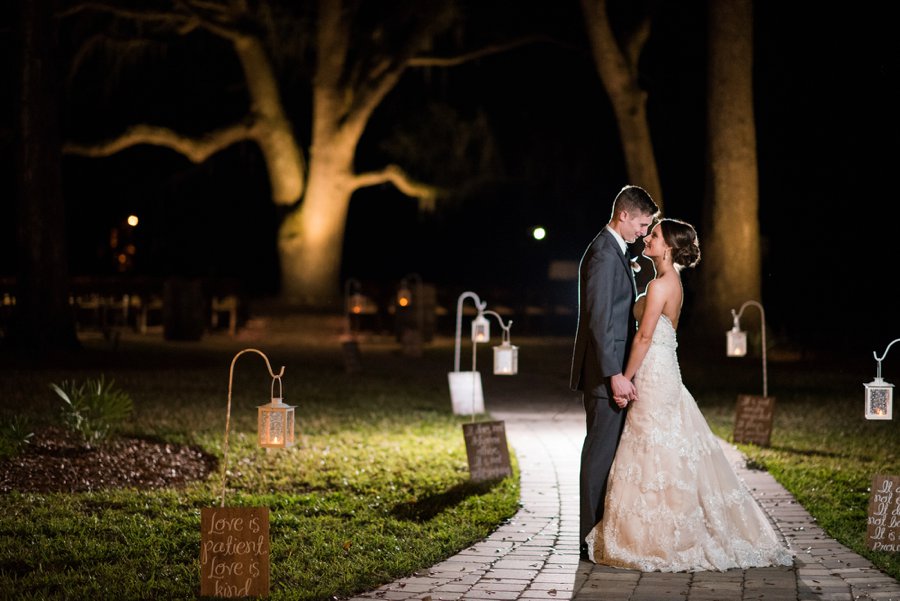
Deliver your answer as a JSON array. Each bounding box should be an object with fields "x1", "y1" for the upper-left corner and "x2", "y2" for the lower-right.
[{"x1": 532, "y1": 226, "x2": 546, "y2": 241}]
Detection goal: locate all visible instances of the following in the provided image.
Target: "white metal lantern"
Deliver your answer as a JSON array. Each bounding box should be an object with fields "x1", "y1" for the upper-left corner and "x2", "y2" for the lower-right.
[
  {"x1": 258, "y1": 376, "x2": 295, "y2": 448},
  {"x1": 472, "y1": 313, "x2": 490, "y2": 343},
  {"x1": 397, "y1": 284, "x2": 412, "y2": 308},
  {"x1": 726, "y1": 324, "x2": 747, "y2": 357},
  {"x1": 350, "y1": 292, "x2": 364, "y2": 315},
  {"x1": 864, "y1": 377, "x2": 893, "y2": 420},
  {"x1": 865, "y1": 338, "x2": 899, "y2": 420},
  {"x1": 493, "y1": 341, "x2": 518, "y2": 375},
  {"x1": 727, "y1": 301, "x2": 769, "y2": 398}
]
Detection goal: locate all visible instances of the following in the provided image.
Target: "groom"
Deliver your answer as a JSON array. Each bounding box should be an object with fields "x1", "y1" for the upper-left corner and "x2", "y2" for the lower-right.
[{"x1": 570, "y1": 184, "x2": 658, "y2": 559}]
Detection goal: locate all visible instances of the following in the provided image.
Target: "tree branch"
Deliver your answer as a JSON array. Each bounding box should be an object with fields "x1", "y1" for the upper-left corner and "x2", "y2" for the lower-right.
[
  {"x1": 625, "y1": 14, "x2": 652, "y2": 68},
  {"x1": 352, "y1": 165, "x2": 442, "y2": 211},
  {"x1": 63, "y1": 120, "x2": 257, "y2": 163},
  {"x1": 60, "y1": 1, "x2": 182, "y2": 23},
  {"x1": 408, "y1": 34, "x2": 564, "y2": 67},
  {"x1": 338, "y1": 2, "x2": 457, "y2": 132},
  {"x1": 60, "y1": 0, "x2": 243, "y2": 41}
]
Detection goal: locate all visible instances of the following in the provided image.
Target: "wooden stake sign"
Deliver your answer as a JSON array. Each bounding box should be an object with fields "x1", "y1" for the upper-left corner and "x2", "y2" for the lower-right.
[
  {"x1": 462, "y1": 420, "x2": 512, "y2": 482},
  {"x1": 201, "y1": 507, "x2": 270, "y2": 598},
  {"x1": 341, "y1": 339, "x2": 362, "y2": 374},
  {"x1": 732, "y1": 394, "x2": 775, "y2": 447},
  {"x1": 866, "y1": 474, "x2": 900, "y2": 553}
]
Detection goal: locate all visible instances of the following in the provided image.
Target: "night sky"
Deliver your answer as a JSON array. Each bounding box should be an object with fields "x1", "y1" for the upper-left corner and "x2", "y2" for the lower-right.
[{"x1": 2, "y1": 1, "x2": 897, "y2": 357}]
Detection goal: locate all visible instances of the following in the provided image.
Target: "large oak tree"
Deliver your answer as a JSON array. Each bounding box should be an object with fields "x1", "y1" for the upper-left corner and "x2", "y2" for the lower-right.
[{"x1": 64, "y1": 0, "x2": 450, "y2": 308}]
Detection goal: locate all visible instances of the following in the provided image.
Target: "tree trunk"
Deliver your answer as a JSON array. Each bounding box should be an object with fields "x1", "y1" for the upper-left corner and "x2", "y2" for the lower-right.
[
  {"x1": 696, "y1": 0, "x2": 760, "y2": 339},
  {"x1": 278, "y1": 138, "x2": 356, "y2": 307},
  {"x1": 275, "y1": 0, "x2": 440, "y2": 308},
  {"x1": 6, "y1": 0, "x2": 80, "y2": 353},
  {"x1": 580, "y1": 0, "x2": 663, "y2": 208},
  {"x1": 232, "y1": 35, "x2": 305, "y2": 206}
]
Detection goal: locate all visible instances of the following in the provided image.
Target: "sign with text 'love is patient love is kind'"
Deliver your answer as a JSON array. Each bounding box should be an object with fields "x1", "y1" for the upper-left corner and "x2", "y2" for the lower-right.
[
  {"x1": 732, "y1": 394, "x2": 775, "y2": 447},
  {"x1": 867, "y1": 474, "x2": 900, "y2": 553},
  {"x1": 463, "y1": 420, "x2": 512, "y2": 482},
  {"x1": 201, "y1": 507, "x2": 270, "y2": 598}
]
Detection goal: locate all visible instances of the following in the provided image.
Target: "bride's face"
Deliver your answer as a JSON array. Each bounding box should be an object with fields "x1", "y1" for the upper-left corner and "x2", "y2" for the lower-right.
[{"x1": 641, "y1": 225, "x2": 668, "y2": 259}]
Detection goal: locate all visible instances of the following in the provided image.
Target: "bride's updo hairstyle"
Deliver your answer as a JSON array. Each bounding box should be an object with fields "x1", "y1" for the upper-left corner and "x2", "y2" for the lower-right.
[{"x1": 659, "y1": 218, "x2": 701, "y2": 269}]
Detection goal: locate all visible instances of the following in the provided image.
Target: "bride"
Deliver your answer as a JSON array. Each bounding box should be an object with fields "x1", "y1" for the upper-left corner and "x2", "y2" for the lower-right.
[{"x1": 585, "y1": 218, "x2": 793, "y2": 572}]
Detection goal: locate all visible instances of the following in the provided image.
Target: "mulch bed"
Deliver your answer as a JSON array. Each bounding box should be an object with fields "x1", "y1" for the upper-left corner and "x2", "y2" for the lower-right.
[{"x1": 0, "y1": 427, "x2": 218, "y2": 493}]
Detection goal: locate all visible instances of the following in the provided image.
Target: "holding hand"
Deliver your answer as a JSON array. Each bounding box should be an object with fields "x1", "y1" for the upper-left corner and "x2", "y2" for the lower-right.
[{"x1": 611, "y1": 374, "x2": 637, "y2": 408}]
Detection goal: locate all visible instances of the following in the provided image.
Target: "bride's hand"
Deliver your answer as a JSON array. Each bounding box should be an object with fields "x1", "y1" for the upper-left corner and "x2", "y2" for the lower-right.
[{"x1": 613, "y1": 396, "x2": 629, "y2": 408}]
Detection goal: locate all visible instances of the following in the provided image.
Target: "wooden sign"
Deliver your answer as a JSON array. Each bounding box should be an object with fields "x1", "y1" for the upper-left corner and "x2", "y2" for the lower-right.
[
  {"x1": 201, "y1": 507, "x2": 270, "y2": 598},
  {"x1": 733, "y1": 394, "x2": 775, "y2": 447},
  {"x1": 462, "y1": 420, "x2": 512, "y2": 482},
  {"x1": 341, "y1": 340, "x2": 362, "y2": 374},
  {"x1": 866, "y1": 474, "x2": 900, "y2": 552},
  {"x1": 400, "y1": 328, "x2": 423, "y2": 358}
]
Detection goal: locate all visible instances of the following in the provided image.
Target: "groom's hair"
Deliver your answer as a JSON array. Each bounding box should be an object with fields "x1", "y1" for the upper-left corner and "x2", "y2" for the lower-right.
[{"x1": 612, "y1": 185, "x2": 660, "y2": 219}]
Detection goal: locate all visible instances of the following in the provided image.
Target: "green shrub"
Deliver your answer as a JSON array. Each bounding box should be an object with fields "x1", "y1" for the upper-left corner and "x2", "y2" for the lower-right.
[
  {"x1": 49, "y1": 375, "x2": 133, "y2": 444},
  {"x1": 0, "y1": 415, "x2": 33, "y2": 459}
]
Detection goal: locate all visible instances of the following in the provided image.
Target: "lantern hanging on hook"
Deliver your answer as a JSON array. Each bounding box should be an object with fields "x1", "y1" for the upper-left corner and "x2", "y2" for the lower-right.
[
  {"x1": 864, "y1": 339, "x2": 897, "y2": 420},
  {"x1": 485, "y1": 311, "x2": 517, "y2": 376},
  {"x1": 258, "y1": 375, "x2": 296, "y2": 448}
]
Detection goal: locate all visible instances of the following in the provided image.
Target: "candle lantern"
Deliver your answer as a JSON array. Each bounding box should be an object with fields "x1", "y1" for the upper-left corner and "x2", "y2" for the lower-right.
[
  {"x1": 864, "y1": 338, "x2": 899, "y2": 420},
  {"x1": 493, "y1": 341, "x2": 518, "y2": 376},
  {"x1": 397, "y1": 280, "x2": 412, "y2": 308},
  {"x1": 350, "y1": 293, "x2": 364, "y2": 314},
  {"x1": 258, "y1": 376, "x2": 295, "y2": 448},
  {"x1": 864, "y1": 378, "x2": 893, "y2": 420},
  {"x1": 726, "y1": 301, "x2": 767, "y2": 397},
  {"x1": 472, "y1": 313, "x2": 490, "y2": 343},
  {"x1": 450, "y1": 292, "x2": 519, "y2": 415},
  {"x1": 344, "y1": 277, "x2": 364, "y2": 316},
  {"x1": 343, "y1": 277, "x2": 364, "y2": 343},
  {"x1": 450, "y1": 292, "x2": 488, "y2": 416},
  {"x1": 726, "y1": 323, "x2": 747, "y2": 357},
  {"x1": 218, "y1": 348, "x2": 288, "y2": 507},
  {"x1": 490, "y1": 313, "x2": 517, "y2": 376}
]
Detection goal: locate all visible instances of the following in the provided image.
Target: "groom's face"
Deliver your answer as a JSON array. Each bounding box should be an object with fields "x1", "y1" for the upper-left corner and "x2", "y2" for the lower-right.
[{"x1": 620, "y1": 211, "x2": 655, "y2": 244}]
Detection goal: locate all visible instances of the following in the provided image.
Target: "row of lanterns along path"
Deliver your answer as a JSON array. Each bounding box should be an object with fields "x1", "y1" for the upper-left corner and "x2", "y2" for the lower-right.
[
  {"x1": 728, "y1": 301, "x2": 897, "y2": 556},
  {"x1": 199, "y1": 293, "x2": 898, "y2": 598},
  {"x1": 448, "y1": 291, "x2": 516, "y2": 484},
  {"x1": 200, "y1": 302, "x2": 520, "y2": 599}
]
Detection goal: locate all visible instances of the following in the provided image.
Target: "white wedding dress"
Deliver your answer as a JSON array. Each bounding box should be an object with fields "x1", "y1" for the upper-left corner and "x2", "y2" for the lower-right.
[{"x1": 586, "y1": 314, "x2": 793, "y2": 572}]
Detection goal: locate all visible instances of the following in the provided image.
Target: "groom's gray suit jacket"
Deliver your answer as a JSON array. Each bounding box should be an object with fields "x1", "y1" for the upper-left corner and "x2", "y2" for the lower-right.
[
  {"x1": 570, "y1": 226, "x2": 638, "y2": 542},
  {"x1": 570, "y1": 228, "x2": 638, "y2": 396}
]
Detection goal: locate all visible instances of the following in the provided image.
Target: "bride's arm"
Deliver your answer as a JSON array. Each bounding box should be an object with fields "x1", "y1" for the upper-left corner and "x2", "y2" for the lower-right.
[{"x1": 623, "y1": 279, "x2": 669, "y2": 382}]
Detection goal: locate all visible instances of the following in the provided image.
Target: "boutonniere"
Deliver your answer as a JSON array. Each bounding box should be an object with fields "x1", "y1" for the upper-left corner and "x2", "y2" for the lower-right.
[{"x1": 629, "y1": 257, "x2": 641, "y2": 273}]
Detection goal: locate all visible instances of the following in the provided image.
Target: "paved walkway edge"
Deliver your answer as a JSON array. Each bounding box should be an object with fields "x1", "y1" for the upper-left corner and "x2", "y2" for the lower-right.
[{"x1": 348, "y1": 407, "x2": 900, "y2": 601}]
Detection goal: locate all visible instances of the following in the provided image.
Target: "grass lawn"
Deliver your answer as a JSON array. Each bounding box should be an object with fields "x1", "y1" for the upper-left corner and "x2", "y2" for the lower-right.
[{"x1": 0, "y1": 328, "x2": 520, "y2": 600}]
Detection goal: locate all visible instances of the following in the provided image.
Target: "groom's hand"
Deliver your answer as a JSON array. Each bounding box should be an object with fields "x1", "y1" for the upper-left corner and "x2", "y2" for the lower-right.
[{"x1": 611, "y1": 374, "x2": 636, "y2": 407}]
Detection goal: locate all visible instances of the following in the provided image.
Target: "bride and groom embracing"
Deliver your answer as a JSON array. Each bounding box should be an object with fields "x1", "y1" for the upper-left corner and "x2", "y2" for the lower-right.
[{"x1": 570, "y1": 184, "x2": 793, "y2": 572}]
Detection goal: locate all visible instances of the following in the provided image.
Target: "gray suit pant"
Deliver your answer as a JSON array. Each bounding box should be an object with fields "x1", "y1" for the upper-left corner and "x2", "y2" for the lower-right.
[{"x1": 579, "y1": 391, "x2": 626, "y2": 544}]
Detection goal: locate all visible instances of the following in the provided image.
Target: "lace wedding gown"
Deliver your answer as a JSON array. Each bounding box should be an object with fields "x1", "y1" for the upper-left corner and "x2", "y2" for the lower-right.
[{"x1": 585, "y1": 315, "x2": 793, "y2": 572}]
